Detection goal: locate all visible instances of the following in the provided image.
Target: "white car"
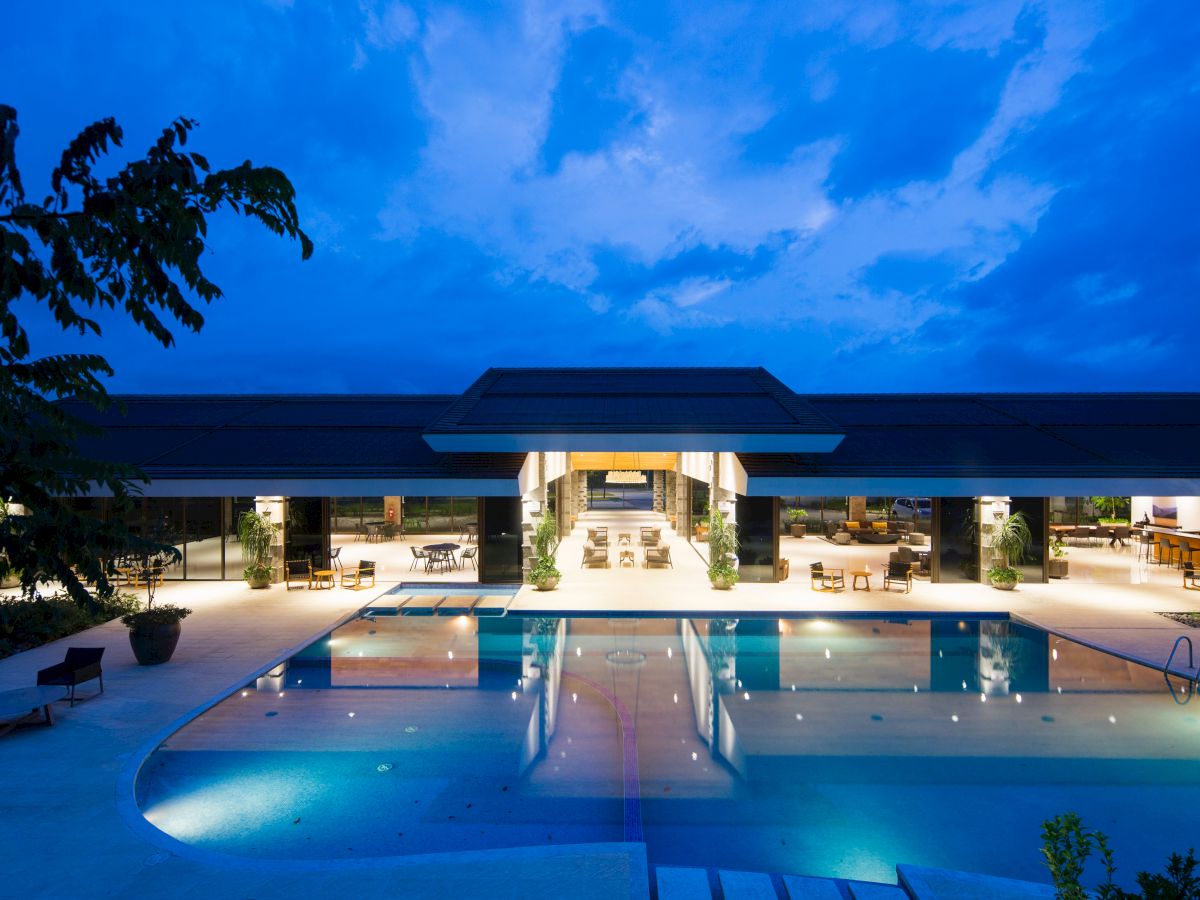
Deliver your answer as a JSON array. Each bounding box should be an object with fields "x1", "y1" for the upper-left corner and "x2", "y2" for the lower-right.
[{"x1": 891, "y1": 497, "x2": 931, "y2": 520}]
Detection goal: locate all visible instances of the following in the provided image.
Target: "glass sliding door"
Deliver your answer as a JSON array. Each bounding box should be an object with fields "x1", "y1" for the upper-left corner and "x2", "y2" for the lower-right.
[
  {"x1": 1010, "y1": 497, "x2": 1047, "y2": 583},
  {"x1": 935, "y1": 497, "x2": 979, "y2": 583},
  {"x1": 736, "y1": 495, "x2": 778, "y2": 583},
  {"x1": 184, "y1": 498, "x2": 223, "y2": 579}
]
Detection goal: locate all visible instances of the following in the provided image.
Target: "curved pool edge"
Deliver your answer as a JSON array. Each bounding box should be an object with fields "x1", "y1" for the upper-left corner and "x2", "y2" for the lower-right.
[
  {"x1": 115, "y1": 600, "x2": 373, "y2": 870},
  {"x1": 115, "y1": 598, "x2": 645, "y2": 873}
]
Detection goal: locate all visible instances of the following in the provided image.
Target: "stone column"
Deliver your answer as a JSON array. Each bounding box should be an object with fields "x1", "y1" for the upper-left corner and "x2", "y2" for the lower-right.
[
  {"x1": 652, "y1": 470, "x2": 665, "y2": 512},
  {"x1": 575, "y1": 470, "x2": 589, "y2": 516},
  {"x1": 849, "y1": 496, "x2": 867, "y2": 522},
  {"x1": 665, "y1": 471, "x2": 677, "y2": 519}
]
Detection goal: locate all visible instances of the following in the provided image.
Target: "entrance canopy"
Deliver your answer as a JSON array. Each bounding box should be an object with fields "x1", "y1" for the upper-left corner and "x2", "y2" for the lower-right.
[{"x1": 422, "y1": 367, "x2": 844, "y2": 453}]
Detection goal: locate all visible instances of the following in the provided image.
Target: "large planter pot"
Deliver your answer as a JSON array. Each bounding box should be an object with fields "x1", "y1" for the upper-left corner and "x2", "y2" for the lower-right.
[
  {"x1": 534, "y1": 576, "x2": 560, "y2": 592},
  {"x1": 245, "y1": 573, "x2": 272, "y2": 589},
  {"x1": 989, "y1": 579, "x2": 1017, "y2": 591},
  {"x1": 128, "y1": 620, "x2": 182, "y2": 666},
  {"x1": 710, "y1": 575, "x2": 734, "y2": 591},
  {"x1": 789, "y1": 524, "x2": 807, "y2": 538},
  {"x1": 1048, "y1": 558, "x2": 1069, "y2": 579}
]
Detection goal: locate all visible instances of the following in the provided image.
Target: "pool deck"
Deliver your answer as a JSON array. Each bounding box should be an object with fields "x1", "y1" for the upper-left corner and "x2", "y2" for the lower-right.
[{"x1": 1, "y1": 573, "x2": 1198, "y2": 898}]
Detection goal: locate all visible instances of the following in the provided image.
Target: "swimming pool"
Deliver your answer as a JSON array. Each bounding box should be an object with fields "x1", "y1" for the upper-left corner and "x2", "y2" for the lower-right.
[{"x1": 135, "y1": 612, "x2": 1200, "y2": 885}]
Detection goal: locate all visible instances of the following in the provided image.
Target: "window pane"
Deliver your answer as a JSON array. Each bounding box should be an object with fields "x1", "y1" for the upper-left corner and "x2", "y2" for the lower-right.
[{"x1": 185, "y1": 498, "x2": 223, "y2": 579}]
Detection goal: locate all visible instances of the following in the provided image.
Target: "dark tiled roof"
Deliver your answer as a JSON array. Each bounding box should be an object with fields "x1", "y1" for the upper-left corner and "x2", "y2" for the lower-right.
[
  {"x1": 425, "y1": 367, "x2": 841, "y2": 437},
  {"x1": 59, "y1": 395, "x2": 526, "y2": 481},
  {"x1": 739, "y1": 393, "x2": 1200, "y2": 479}
]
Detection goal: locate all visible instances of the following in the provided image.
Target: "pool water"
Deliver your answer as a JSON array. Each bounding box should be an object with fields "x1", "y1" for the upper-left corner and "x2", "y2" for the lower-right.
[{"x1": 136, "y1": 614, "x2": 1200, "y2": 885}]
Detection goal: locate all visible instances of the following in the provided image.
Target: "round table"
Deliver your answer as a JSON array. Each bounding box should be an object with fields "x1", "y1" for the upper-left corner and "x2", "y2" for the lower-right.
[
  {"x1": 423, "y1": 543, "x2": 461, "y2": 573},
  {"x1": 850, "y1": 569, "x2": 873, "y2": 591}
]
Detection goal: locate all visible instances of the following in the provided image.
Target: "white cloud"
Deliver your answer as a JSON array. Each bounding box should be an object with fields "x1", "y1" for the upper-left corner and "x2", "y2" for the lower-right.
[
  {"x1": 375, "y1": 0, "x2": 1105, "y2": 348},
  {"x1": 361, "y1": 1, "x2": 419, "y2": 50}
]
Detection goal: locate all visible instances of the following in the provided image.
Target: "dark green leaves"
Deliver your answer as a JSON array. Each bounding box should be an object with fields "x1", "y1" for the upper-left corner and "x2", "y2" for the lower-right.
[{"x1": 1, "y1": 107, "x2": 311, "y2": 608}]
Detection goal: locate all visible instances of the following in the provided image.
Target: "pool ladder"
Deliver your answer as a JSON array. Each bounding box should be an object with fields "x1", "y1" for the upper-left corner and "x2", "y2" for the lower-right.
[{"x1": 1163, "y1": 635, "x2": 1198, "y2": 704}]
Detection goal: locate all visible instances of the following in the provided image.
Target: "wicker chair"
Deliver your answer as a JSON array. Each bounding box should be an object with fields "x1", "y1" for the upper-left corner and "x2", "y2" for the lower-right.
[
  {"x1": 810, "y1": 562, "x2": 845, "y2": 592},
  {"x1": 883, "y1": 561, "x2": 913, "y2": 593},
  {"x1": 285, "y1": 559, "x2": 312, "y2": 590},
  {"x1": 341, "y1": 560, "x2": 376, "y2": 590}
]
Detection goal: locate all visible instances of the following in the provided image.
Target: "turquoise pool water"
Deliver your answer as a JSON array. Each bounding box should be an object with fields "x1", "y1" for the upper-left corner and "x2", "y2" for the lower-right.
[{"x1": 136, "y1": 613, "x2": 1200, "y2": 886}]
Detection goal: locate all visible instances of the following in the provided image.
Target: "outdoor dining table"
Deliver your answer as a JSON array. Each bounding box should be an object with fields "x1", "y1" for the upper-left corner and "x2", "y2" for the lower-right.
[{"x1": 422, "y1": 542, "x2": 461, "y2": 573}]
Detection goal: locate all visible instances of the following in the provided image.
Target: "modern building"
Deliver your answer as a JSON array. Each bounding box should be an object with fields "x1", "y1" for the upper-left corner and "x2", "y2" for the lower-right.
[{"x1": 65, "y1": 367, "x2": 1200, "y2": 589}]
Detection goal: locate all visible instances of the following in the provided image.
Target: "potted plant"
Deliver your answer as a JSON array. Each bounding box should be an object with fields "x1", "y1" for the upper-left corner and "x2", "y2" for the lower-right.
[
  {"x1": 1048, "y1": 534, "x2": 1069, "y2": 578},
  {"x1": 122, "y1": 549, "x2": 191, "y2": 665},
  {"x1": 238, "y1": 509, "x2": 278, "y2": 588},
  {"x1": 785, "y1": 507, "x2": 808, "y2": 538},
  {"x1": 707, "y1": 507, "x2": 740, "y2": 590},
  {"x1": 987, "y1": 511, "x2": 1032, "y2": 591},
  {"x1": 529, "y1": 515, "x2": 561, "y2": 591},
  {"x1": 985, "y1": 564, "x2": 1023, "y2": 591}
]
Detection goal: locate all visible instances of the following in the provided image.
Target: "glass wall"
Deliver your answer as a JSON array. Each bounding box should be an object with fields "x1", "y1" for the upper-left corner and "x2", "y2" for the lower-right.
[
  {"x1": 1050, "y1": 497, "x2": 1132, "y2": 525},
  {"x1": 185, "y1": 498, "x2": 224, "y2": 580},
  {"x1": 1010, "y1": 497, "x2": 1047, "y2": 583},
  {"x1": 690, "y1": 478, "x2": 709, "y2": 541},
  {"x1": 736, "y1": 495, "x2": 778, "y2": 582},
  {"x1": 400, "y1": 497, "x2": 478, "y2": 534},
  {"x1": 936, "y1": 497, "x2": 979, "y2": 583},
  {"x1": 286, "y1": 497, "x2": 327, "y2": 566},
  {"x1": 480, "y1": 497, "x2": 522, "y2": 583}
]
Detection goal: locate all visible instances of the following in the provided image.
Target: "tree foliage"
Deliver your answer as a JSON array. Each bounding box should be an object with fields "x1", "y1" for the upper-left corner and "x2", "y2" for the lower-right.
[{"x1": 0, "y1": 105, "x2": 311, "y2": 610}]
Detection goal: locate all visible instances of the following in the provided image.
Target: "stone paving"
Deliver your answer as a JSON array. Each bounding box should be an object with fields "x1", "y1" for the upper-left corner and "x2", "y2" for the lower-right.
[{"x1": 2, "y1": 552, "x2": 1199, "y2": 899}]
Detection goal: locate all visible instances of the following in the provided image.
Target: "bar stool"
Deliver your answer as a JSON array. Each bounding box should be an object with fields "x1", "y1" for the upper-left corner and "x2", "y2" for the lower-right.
[
  {"x1": 1168, "y1": 537, "x2": 1188, "y2": 569},
  {"x1": 1157, "y1": 538, "x2": 1176, "y2": 566},
  {"x1": 1177, "y1": 540, "x2": 1194, "y2": 570}
]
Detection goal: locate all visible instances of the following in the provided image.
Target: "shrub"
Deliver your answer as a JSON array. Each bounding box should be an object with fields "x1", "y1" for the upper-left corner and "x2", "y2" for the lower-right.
[
  {"x1": 1041, "y1": 813, "x2": 1199, "y2": 900},
  {"x1": 986, "y1": 565, "x2": 1024, "y2": 583},
  {"x1": 0, "y1": 591, "x2": 140, "y2": 659}
]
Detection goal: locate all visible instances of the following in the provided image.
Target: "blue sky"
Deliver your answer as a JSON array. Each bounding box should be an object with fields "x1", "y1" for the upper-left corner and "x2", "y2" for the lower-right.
[{"x1": 3, "y1": 0, "x2": 1197, "y2": 394}]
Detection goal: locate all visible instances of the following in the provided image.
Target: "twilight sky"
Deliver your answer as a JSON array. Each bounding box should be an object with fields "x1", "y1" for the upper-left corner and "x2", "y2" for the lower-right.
[{"x1": 3, "y1": 1, "x2": 1197, "y2": 395}]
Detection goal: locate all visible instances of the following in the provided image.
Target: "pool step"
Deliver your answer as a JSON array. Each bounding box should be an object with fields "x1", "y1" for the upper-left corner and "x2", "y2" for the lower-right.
[
  {"x1": 719, "y1": 869, "x2": 778, "y2": 899},
  {"x1": 847, "y1": 883, "x2": 908, "y2": 899},
  {"x1": 654, "y1": 867, "x2": 889, "y2": 899},
  {"x1": 655, "y1": 864, "x2": 1055, "y2": 900},
  {"x1": 780, "y1": 875, "x2": 845, "y2": 899},
  {"x1": 656, "y1": 867, "x2": 710, "y2": 899}
]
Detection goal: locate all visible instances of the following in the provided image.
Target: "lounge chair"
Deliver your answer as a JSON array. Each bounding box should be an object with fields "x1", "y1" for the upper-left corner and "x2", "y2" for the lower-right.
[
  {"x1": 810, "y1": 562, "x2": 845, "y2": 592},
  {"x1": 36, "y1": 647, "x2": 104, "y2": 706},
  {"x1": 644, "y1": 544, "x2": 672, "y2": 568},
  {"x1": 285, "y1": 559, "x2": 312, "y2": 590},
  {"x1": 581, "y1": 541, "x2": 609, "y2": 568},
  {"x1": 883, "y1": 561, "x2": 913, "y2": 593},
  {"x1": 342, "y1": 560, "x2": 376, "y2": 590}
]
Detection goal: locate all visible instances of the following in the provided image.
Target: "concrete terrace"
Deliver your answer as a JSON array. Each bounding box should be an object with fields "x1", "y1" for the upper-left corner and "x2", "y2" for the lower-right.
[{"x1": 2, "y1": 539, "x2": 1199, "y2": 898}]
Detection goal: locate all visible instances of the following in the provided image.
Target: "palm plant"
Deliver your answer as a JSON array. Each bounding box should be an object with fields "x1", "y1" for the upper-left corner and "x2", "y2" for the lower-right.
[
  {"x1": 238, "y1": 509, "x2": 277, "y2": 585},
  {"x1": 987, "y1": 511, "x2": 1032, "y2": 585},
  {"x1": 530, "y1": 514, "x2": 561, "y2": 589},
  {"x1": 707, "y1": 506, "x2": 740, "y2": 587}
]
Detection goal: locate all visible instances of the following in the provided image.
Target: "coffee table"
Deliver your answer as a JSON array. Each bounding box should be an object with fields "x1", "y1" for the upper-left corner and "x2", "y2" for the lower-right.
[
  {"x1": 311, "y1": 568, "x2": 337, "y2": 590},
  {"x1": 619, "y1": 549, "x2": 635, "y2": 567},
  {"x1": 0, "y1": 685, "x2": 68, "y2": 735},
  {"x1": 850, "y1": 569, "x2": 873, "y2": 591}
]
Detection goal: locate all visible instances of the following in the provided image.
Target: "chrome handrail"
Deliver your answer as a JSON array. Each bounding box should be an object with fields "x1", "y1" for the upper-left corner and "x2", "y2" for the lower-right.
[
  {"x1": 1164, "y1": 636, "x2": 1197, "y2": 705},
  {"x1": 1166, "y1": 634, "x2": 1195, "y2": 675}
]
